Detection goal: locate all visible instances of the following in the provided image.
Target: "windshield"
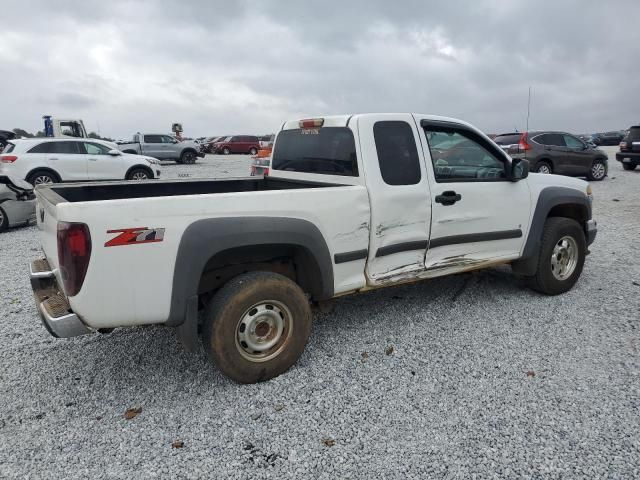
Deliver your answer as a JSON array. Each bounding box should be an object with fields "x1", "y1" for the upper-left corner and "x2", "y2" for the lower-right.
[{"x1": 272, "y1": 127, "x2": 358, "y2": 177}]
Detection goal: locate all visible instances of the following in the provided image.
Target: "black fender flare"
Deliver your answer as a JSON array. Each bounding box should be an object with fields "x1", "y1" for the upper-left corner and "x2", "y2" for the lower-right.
[
  {"x1": 167, "y1": 216, "x2": 334, "y2": 328},
  {"x1": 512, "y1": 186, "x2": 591, "y2": 275}
]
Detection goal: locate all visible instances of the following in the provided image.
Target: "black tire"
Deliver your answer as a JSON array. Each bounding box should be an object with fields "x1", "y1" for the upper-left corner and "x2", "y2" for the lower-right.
[
  {"x1": 126, "y1": 168, "x2": 151, "y2": 180},
  {"x1": 622, "y1": 163, "x2": 637, "y2": 171},
  {"x1": 586, "y1": 160, "x2": 607, "y2": 181},
  {"x1": 249, "y1": 147, "x2": 258, "y2": 155},
  {"x1": 222, "y1": 147, "x2": 231, "y2": 155},
  {"x1": 527, "y1": 217, "x2": 586, "y2": 295},
  {"x1": 201, "y1": 271, "x2": 312, "y2": 384},
  {"x1": 0, "y1": 206, "x2": 8, "y2": 232},
  {"x1": 26, "y1": 170, "x2": 59, "y2": 186},
  {"x1": 180, "y1": 150, "x2": 196, "y2": 164},
  {"x1": 533, "y1": 161, "x2": 552, "y2": 174}
]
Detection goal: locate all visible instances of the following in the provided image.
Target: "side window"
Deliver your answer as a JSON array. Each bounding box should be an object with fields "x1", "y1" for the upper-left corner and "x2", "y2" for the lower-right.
[
  {"x1": 563, "y1": 135, "x2": 584, "y2": 149},
  {"x1": 51, "y1": 142, "x2": 82, "y2": 154},
  {"x1": 84, "y1": 142, "x2": 111, "y2": 155},
  {"x1": 28, "y1": 142, "x2": 55, "y2": 154},
  {"x1": 144, "y1": 135, "x2": 162, "y2": 143},
  {"x1": 535, "y1": 133, "x2": 565, "y2": 147},
  {"x1": 424, "y1": 128, "x2": 506, "y2": 182},
  {"x1": 162, "y1": 135, "x2": 176, "y2": 143},
  {"x1": 373, "y1": 121, "x2": 422, "y2": 186},
  {"x1": 231, "y1": 136, "x2": 239, "y2": 142}
]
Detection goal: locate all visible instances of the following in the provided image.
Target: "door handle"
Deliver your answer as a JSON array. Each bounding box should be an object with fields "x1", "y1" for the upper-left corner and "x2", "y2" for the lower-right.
[
  {"x1": 88, "y1": 158, "x2": 98, "y2": 161},
  {"x1": 49, "y1": 157, "x2": 59, "y2": 161},
  {"x1": 435, "y1": 190, "x2": 462, "y2": 206}
]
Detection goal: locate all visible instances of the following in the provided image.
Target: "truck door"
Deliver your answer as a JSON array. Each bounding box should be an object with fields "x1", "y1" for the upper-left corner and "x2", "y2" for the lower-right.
[
  {"x1": 357, "y1": 114, "x2": 432, "y2": 285},
  {"x1": 141, "y1": 134, "x2": 163, "y2": 159},
  {"x1": 419, "y1": 119, "x2": 530, "y2": 272}
]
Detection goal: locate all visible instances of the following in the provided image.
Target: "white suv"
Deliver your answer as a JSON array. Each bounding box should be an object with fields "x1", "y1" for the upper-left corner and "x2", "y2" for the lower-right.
[{"x1": 0, "y1": 138, "x2": 161, "y2": 185}]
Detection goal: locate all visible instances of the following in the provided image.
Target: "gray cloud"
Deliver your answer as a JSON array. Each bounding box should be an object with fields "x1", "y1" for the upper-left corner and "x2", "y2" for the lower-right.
[{"x1": 1, "y1": 0, "x2": 638, "y2": 139}]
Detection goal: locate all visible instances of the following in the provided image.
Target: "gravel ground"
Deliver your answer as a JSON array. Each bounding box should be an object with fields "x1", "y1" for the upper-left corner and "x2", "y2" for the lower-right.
[{"x1": 0, "y1": 148, "x2": 638, "y2": 479}]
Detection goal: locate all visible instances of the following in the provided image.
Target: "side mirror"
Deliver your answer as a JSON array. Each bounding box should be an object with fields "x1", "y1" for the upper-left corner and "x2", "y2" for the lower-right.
[
  {"x1": 108, "y1": 149, "x2": 121, "y2": 156},
  {"x1": 510, "y1": 158, "x2": 529, "y2": 181}
]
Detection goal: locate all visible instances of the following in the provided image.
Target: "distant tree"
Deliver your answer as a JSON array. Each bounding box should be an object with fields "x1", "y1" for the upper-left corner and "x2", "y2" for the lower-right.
[
  {"x1": 12, "y1": 128, "x2": 34, "y2": 138},
  {"x1": 88, "y1": 131, "x2": 114, "y2": 142}
]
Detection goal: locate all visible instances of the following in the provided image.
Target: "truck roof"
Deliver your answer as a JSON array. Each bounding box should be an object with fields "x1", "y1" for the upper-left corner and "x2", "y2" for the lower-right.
[{"x1": 280, "y1": 113, "x2": 475, "y2": 131}]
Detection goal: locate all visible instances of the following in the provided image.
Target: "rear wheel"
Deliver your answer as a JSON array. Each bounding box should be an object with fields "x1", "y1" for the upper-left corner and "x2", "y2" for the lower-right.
[
  {"x1": 26, "y1": 170, "x2": 59, "y2": 186},
  {"x1": 249, "y1": 147, "x2": 258, "y2": 155},
  {"x1": 527, "y1": 217, "x2": 586, "y2": 295},
  {"x1": 126, "y1": 168, "x2": 151, "y2": 180},
  {"x1": 587, "y1": 160, "x2": 607, "y2": 181},
  {"x1": 534, "y1": 161, "x2": 552, "y2": 174},
  {"x1": 201, "y1": 271, "x2": 312, "y2": 383},
  {"x1": 0, "y1": 206, "x2": 8, "y2": 231},
  {"x1": 622, "y1": 163, "x2": 637, "y2": 171},
  {"x1": 180, "y1": 151, "x2": 196, "y2": 164}
]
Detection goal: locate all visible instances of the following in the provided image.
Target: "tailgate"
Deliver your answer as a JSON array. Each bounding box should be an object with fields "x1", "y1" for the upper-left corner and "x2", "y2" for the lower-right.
[{"x1": 35, "y1": 187, "x2": 63, "y2": 284}]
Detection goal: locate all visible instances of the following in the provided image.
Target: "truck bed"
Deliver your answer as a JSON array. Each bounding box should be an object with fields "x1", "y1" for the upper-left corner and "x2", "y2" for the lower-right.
[{"x1": 39, "y1": 176, "x2": 340, "y2": 204}]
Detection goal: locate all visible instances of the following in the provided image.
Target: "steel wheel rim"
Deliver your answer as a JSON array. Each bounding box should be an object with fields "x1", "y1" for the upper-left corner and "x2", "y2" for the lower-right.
[
  {"x1": 235, "y1": 300, "x2": 293, "y2": 363},
  {"x1": 592, "y1": 163, "x2": 605, "y2": 179},
  {"x1": 132, "y1": 171, "x2": 148, "y2": 180},
  {"x1": 538, "y1": 164, "x2": 551, "y2": 174},
  {"x1": 551, "y1": 235, "x2": 579, "y2": 280},
  {"x1": 34, "y1": 175, "x2": 53, "y2": 185}
]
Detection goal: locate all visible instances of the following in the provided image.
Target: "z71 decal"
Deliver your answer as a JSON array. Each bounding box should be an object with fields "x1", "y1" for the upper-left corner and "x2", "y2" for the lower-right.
[{"x1": 105, "y1": 227, "x2": 165, "y2": 247}]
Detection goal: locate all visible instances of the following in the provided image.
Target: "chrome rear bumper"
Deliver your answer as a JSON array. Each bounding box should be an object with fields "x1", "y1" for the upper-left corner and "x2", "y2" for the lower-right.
[{"x1": 30, "y1": 259, "x2": 92, "y2": 338}]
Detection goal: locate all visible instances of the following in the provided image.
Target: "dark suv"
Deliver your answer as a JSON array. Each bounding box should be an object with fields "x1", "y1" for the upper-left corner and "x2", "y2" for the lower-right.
[
  {"x1": 616, "y1": 126, "x2": 640, "y2": 171},
  {"x1": 212, "y1": 135, "x2": 260, "y2": 155},
  {"x1": 594, "y1": 131, "x2": 625, "y2": 146},
  {"x1": 493, "y1": 131, "x2": 608, "y2": 181}
]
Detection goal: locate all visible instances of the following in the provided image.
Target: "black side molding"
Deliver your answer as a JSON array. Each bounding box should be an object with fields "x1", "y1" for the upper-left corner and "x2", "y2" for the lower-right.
[
  {"x1": 429, "y1": 229, "x2": 522, "y2": 249},
  {"x1": 334, "y1": 249, "x2": 368, "y2": 264},
  {"x1": 375, "y1": 240, "x2": 429, "y2": 258}
]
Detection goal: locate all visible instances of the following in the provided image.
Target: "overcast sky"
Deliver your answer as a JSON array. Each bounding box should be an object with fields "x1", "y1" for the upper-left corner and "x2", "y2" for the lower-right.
[{"x1": 1, "y1": 0, "x2": 639, "y2": 139}]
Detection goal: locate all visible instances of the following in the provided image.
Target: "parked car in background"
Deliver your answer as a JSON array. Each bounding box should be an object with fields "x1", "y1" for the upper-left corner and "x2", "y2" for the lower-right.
[
  {"x1": 118, "y1": 133, "x2": 203, "y2": 164},
  {"x1": 578, "y1": 134, "x2": 597, "y2": 148},
  {"x1": 0, "y1": 175, "x2": 35, "y2": 231},
  {"x1": 259, "y1": 134, "x2": 275, "y2": 148},
  {"x1": 200, "y1": 136, "x2": 226, "y2": 154},
  {"x1": 616, "y1": 125, "x2": 640, "y2": 171},
  {"x1": 212, "y1": 135, "x2": 260, "y2": 155},
  {"x1": 492, "y1": 133, "x2": 521, "y2": 153},
  {"x1": 0, "y1": 138, "x2": 161, "y2": 185},
  {"x1": 496, "y1": 131, "x2": 608, "y2": 181},
  {"x1": 593, "y1": 131, "x2": 625, "y2": 146}
]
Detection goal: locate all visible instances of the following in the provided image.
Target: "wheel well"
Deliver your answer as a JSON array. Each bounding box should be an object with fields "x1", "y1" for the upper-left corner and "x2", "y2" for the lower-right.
[
  {"x1": 197, "y1": 244, "x2": 323, "y2": 300},
  {"x1": 547, "y1": 203, "x2": 588, "y2": 225},
  {"x1": 125, "y1": 165, "x2": 153, "y2": 179},
  {"x1": 181, "y1": 148, "x2": 197, "y2": 156},
  {"x1": 536, "y1": 158, "x2": 552, "y2": 168},
  {"x1": 26, "y1": 167, "x2": 60, "y2": 183}
]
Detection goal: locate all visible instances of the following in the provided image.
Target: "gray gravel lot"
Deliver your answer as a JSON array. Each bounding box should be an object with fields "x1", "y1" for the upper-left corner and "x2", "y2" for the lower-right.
[{"x1": 0, "y1": 149, "x2": 639, "y2": 479}]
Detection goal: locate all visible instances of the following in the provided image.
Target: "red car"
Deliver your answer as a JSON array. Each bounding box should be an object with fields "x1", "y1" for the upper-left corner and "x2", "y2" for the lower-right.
[{"x1": 213, "y1": 135, "x2": 260, "y2": 155}]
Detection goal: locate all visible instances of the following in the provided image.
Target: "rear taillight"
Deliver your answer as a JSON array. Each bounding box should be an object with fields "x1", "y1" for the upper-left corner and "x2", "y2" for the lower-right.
[
  {"x1": 518, "y1": 133, "x2": 532, "y2": 152},
  {"x1": 57, "y1": 222, "x2": 91, "y2": 296},
  {"x1": 0, "y1": 155, "x2": 17, "y2": 163},
  {"x1": 619, "y1": 141, "x2": 628, "y2": 151}
]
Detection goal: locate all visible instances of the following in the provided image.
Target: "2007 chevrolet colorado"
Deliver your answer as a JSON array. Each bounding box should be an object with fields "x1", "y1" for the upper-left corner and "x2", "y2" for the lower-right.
[{"x1": 30, "y1": 114, "x2": 597, "y2": 383}]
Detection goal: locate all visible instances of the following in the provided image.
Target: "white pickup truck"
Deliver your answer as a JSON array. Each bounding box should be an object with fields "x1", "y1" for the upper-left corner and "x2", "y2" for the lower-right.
[{"x1": 30, "y1": 113, "x2": 597, "y2": 383}]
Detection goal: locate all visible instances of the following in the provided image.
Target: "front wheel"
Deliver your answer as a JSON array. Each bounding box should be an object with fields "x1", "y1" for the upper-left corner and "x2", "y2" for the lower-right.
[
  {"x1": 126, "y1": 168, "x2": 150, "y2": 180},
  {"x1": 587, "y1": 160, "x2": 607, "y2": 181},
  {"x1": 622, "y1": 163, "x2": 637, "y2": 171},
  {"x1": 0, "y1": 206, "x2": 8, "y2": 231},
  {"x1": 201, "y1": 271, "x2": 312, "y2": 383},
  {"x1": 222, "y1": 147, "x2": 231, "y2": 155},
  {"x1": 534, "y1": 161, "x2": 552, "y2": 174},
  {"x1": 527, "y1": 217, "x2": 586, "y2": 295},
  {"x1": 180, "y1": 151, "x2": 196, "y2": 164}
]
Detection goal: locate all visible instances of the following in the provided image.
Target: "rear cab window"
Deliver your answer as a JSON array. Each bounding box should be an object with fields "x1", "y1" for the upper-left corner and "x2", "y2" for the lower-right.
[
  {"x1": 272, "y1": 127, "x2": 358, "y2": 177},
  {"x1": 373, "y1": 121, "x2": 421, "y2": 185}
]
